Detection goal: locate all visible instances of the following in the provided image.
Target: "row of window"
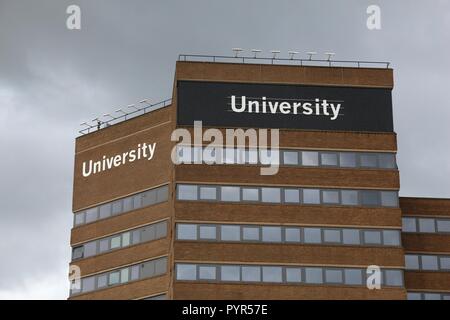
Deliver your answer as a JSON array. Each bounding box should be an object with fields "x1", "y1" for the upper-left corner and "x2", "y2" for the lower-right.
[
  {"x1": 176, "y1": 184, "x2": 399, "y2": 208},
  {"x1": 72, "y1": 220, "x2": 168, "y2": 261},
  {"x1": 405, "y1": 254, "x2": 450, "y2": 271},
  {"x1": 73, "y1": 185, "x2": 169, "y2": 227},
  {"x1": 402, "y1": 216, "x2": 450, "y2": 234},
  {"x1": 176, "y1": 146, "x2": 397, "y2": 169},
  {"x1": 70, "y1": 257, "x2": 167, "y2": 296},
  {"x1": 176, "y1": 223, "x2": 401, "y2": 247},
  {"x1": 175, "y1": 263, "x2": 404, "y2": 287},
  {"x1": 407, "y1": 292, "x2": 450, "y2": 300}
]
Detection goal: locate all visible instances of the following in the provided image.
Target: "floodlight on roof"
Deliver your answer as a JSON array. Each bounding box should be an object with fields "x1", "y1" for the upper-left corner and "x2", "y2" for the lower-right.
[
  {"x1": 251, "y1": 49, "x2": 262, "y2": 58},
  {"x1": 288, "y1": 51, "x2": 299, "y2": 59},
  {"x1": 325, "y1": 52, "x2": 335, "y2": 61},
  {"x1": 232, "y1": 48, "x2": 243, "y2": 57},
  {"x1": 270, "y1": 50, "x2": 281, "y2": 59},
  {"x1": 307, "y1": 51, "x2": 317, "y2": 60}
]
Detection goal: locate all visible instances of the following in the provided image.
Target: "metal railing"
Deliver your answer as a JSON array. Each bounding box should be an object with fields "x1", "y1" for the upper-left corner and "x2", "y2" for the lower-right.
[
  {"x1": 178, "y1": 54, "x2": 390, "y2": 69},
  {"x1": 78, "y1": 98, "x2": 172, "y2": 135}
]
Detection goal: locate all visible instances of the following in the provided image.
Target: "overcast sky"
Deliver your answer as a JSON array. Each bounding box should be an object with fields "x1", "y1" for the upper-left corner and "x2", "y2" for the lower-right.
[{"x1": 0, "y1": 0, "x2": 449, "y2": 299}]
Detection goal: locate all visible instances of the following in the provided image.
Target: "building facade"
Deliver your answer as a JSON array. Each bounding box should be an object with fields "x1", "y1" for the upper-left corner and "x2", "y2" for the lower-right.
[{"x1": 69, "y1": 58, "x2": 450, "y2": 300}]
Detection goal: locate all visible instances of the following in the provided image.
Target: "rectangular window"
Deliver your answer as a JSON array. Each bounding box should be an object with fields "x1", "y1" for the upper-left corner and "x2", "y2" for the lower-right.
[
  {"x1": 82, "y1": 276, "x2": 95, "y2": 293},
  {"x1": 123, "y1": 197, "x2": 133, "y2": 212},
  {"x1": 304, "y1": 228, "x2": 322, "y2": 244},
  {"x1": 221, "y1": 186, "x2": 240, "y2": 202},
  {"x1": 360, "y1": 153, "x2": 378, "y2": 168},
  {"x1": 224, "y1": 148, "x2": 236, "y2": 164},
  {"x1": 83, "y1": 241, "x2": 97, "y2": 257},
  {"x1": 246, "y1": 149, "x2": 258, "y2": 164},
  {"x1": 424, "y1": 293, "x2": 441, "y2": 300},
  {"x1": 421, "y1": 255, "x2": 439, "y2": 270},
  {"x1": 342, "y1": 229, "x2": 361, "y2": 245},
  {"x1": 341, "y1": 190, "x2": 359, "y2": 206},
  {"x1": 402, "y1": 217, "x2": 417, "y2": 232},
  {"x1": 320, "y1": 153, "x2": 338, "y2": 166},
  {"x1": 363, "y1": 230, "x2": 382, "y2": 245},
  {"x1": 437, "y1": 220, "x2": 450, "y2": 233},
  {"x1": 142, "y1": 190, "x2": 156, "y2": 207},
  {"x1": 261, "y1": 187, "x2": 281, "y2": 203},
  {"x1": 340, "y1": 152, "x2": 357, "y2": 167},
  {"x1": 120, "y1": 268, "x2": 129, "y2": 283},
  {"x1": 303, "y1": 189, "x2": 320, "y2": 204},
  {"x1": 378, "y1": 153, "x2": 396, "y2": 169},
  {"x1": 285, "y1": 228, "x2": 301, "y2": 242},
  {"x1": 283, "y1": 151, "x2": 299, "y2": 165},
  {"x1": 302, "y1": 151, "x2": 319, "y2": 166},
  {"x1": 381, "y1": 191, "x2": 398, "y2": 207},
  {"x1": 242, "y1": 188, "x2": 259, "y2": 202},
  {"x1": 323, "y1": 229, "x2": 341, "y2": 243},
  {"x1": 156, "y1": 185, "x2": 168, "y2": 202},
  {"x1": 262, "y1": 266, "x2": 282, "y2": 283},
  {"x1": 220, "y1": 225, "x2": 240, "y2": 241},
  {"x1": 110, "y1": 236, "x2": 121, "y2": 249},
  {"x1": 141, "y1": 225, "x2": 156, "y2": 242},
  {"x1": 99, "y1": 203, "x2": 111, "y2": 219},
  {"x1": 360, "y1": 191, "x2": 379, "y2": 206},
  {"x1": 111, "y1": 200, "x2": 122, "y2": 215},
  {"x1": 286, "y1": 268, "x2": 302, "y2": 283},
  {"x1": 108, "y1": 271, "x2": 120, "y2": 285},
  {"x1": 177, "y1": 185, "x2": 197, "y2": 200},
  {"x1": 85, "y1": 208, "x2": 98, "y2": 223},
  {"x1": 141, "y1": 261, "x2": 155, "y2": 278},
  {"x1": 284, "y1": 189, "x2": 300, "y2": 203},
  {"x1": 242, "y1": 266, "x2": 261, "y2": 282},
  {"x1": 177, "y1": 264, "x2": 197, "y2": 280},
  {"x1": 97, "y1": 274, "x2": 107, "y2": 288},
  {"x1": 405, "y1": 255, "x2": 420, "y2": 270},
  {"x1": 385, "y1": 270, "x2": 403, "y2": 287},
  {"x1": 382, "y1": 230, "x2": 400, "y2": 246},
  {"x1": 177, "y1": 224, "x2": 197, "y2": 240},
  {"x1": 325, "y1": 269, "x2": 343, "y2": 284},
  {"x1": 199, "y1": 266, "x2": 216, "y2": 280},
  {"x1": 74, "y1": 212, "x2": 84, "y2": 226},
  {"x1": 99, "y1": 239, "x2": 109, "y2": 252},
  {"x1": 407, "y1": 292, "x2": 422, "y2": 300},
  {"x1": 305, "y1": 267, "x2": 323, "y2": 284},
  {"x1": 199, "y1": 186, "x2": 217, "y2": 200},
  {"x1": 322, "y1": 190, "x2": 340, "y2": 204},
  {"x1": 72, "y1": 246, "x2": 84, "y2": 260},
  {"x1": 221, "y1": 266, "x2": 240, "y2": 281},
  {"x1": 155, "y1": 222, "x2": 167, "y2": 238},
  {"x1": 131, "y1": 265, "x2": 139, "y2": 280},
  {"x1": 261, "y1": 226, "x2": 282, "y2": 242},
  {"x1": 418, "y1": 218, "x2": 436, "y2": 233},
  {"x1": 242, "y1": 226, "x2": 260, "y2": 241},
  {"x1": 440, "y1": 257, "x2": 450, "y2": 270},
  {"x1": 199, "y1": 225, "x2": 217, "y2": 240},
  {"x1": 344, "y1": 269, "x2": 363, "y2": 285},
  {"x1": 155, "y1": 258, "x2": 167, "y2": 275}
]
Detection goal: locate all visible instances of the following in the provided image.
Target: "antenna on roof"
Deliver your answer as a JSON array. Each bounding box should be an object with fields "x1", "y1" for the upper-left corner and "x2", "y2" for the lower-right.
[
  {"x1": 80, "y1": 122, "x2": 90, "y2": 127},
  {"x1": 103, "y1": 113, "x2": 115, "y2": 120},
  {"x1": 307, "y1": 51, "x2": 317, "y2": 60},
  {"x1": 251, "y1": 49, "x2": 262, "y2": 58},
  {"x1": 270, "y1": 50, "x2": 281, "y2": 59},
  {"x1": 232, "y1": 48, "x2": 243, "y2": 58},
  {"x1": 325, "y1": 52, "x2": 335, "y2": 61},
  {"x1": 288, "y1": 51, "x2": 299, "y2": 60}
]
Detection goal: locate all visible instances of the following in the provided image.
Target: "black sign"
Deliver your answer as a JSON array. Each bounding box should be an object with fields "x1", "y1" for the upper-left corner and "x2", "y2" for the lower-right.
[{"x1": 177, "y1": 80, "x2": 393, "y2": 132}]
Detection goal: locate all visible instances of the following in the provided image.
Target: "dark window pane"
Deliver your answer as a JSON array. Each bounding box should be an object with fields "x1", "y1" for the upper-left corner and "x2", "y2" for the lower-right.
[
  {"x1": 262, "y1": 266, "x2": 282, "y2": 283},
  {"x1": 156, "y1": 185, "x2": 169, "y2": 202},
  {"x1": 304, "y1": 228, "x2": 321, "y2": 244},
  {"x1": 221, "y1": 266, "x2": 240, "y2": 281},
  {"x1": 111, "y1": 200, "x2": 122, "y2": 215},
  {"x1": 344, "y1": 269, "x2": 363, "y2": 285},
  {"x1": 437, "y1": 220, "x2": 450, "y2": 233},
  {"x1": 421, "y1": 255, "x2": 438, "y2": 270},
  {"x1": 405, "y1": 255, "x2": 419, "y2": 270},
  {"x1": 325, "y1": 269, "x2": 343, "y2": 283},
  {"x1": 360, "y1": 153, "x2": 378, "y2": 167},
  {"x1": 242, "y1": 227, "x2": 259, "y2": 241},
  {"x1": 199, "y1": 266, "x2": 216, "y2": 280},
  {"x1": 177, "y1": 264, "x2": 196, "y2": 280},
  {"x1": 381, "y1": 191, "x2": 398, "y2": 207},
  {"x1": 361, "y1": 191, "x2": 379, "y2": 206},
  {"x1": 72, "y1": 246, "x2": 84, "y2": 260},
  {"x1": 305, "y1": 268, "x2": 323, "y2": 284},
  {"x1": 142, "y1": 190, "x2": 156, "y2": 206},
  {"x1": 342, "y1": 229, "x2": 361, "y2": 245},
  {"x1": 286, "y1": 268, "x2": 302, "y2": 282},
  {"x1": 385, "y1": 270, "x2": 403, "y2": 286},
  {"x1": 261, "y1": 226, "x2": 282, "y2": 242},
  {"x1": 285, "y1": 228, "x2": 301, "y2": 242},
  {"x1": 99, "y1": 203, "x2": 111, "y2": 219},
  {"x1": 383, "y1": 230, "x2": 400, "y2": 246},
  {"x1": 378, "y1": 153, "x2": 396, "y2": 168},
  {"x1": 323, "y1": 229, "x2": 341, "y2": 243},
  {"x1": 199, "y1": 225, "x2": 216, "y2": 240},
  {"x1": 402, "y1": 217, "x2": 417, "y2": 232},
  {"x1": 364, "y1": 230, "x2": 382, "y2": 244}
]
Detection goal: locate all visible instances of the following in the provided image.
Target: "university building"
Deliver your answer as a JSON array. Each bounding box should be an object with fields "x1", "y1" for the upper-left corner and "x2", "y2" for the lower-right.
[{"x1": 69, "y1": 55, "x2": 450, "y2": 300}]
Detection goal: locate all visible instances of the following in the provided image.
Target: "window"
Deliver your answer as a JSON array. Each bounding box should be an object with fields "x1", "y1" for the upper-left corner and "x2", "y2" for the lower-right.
[
  {"x1": 221, "y1": 186, "x2": 240, "y2": 202},
  {"x1": 342, "y1": 229, "x2": 360, "y2": 245},
  {"x1": 178, "y1": 185, "x2": 197, "y2": 200},
  {"x1": 285, "y1": 228, "x2": 301, "y2": 242},
  {"x1": 141, "y1": 261, "x2": 155, "y2": 278},
  {"x1": 424, "y1": 293, "x2": 441, "y2": 300},
  {"x1": 221, "y1": 225, "x2": 240, "y2": 241},
  {"x1": 97, "y1": 274, "x2": 107, "y2": 288},
  {"x1": 340, "y1": 152, "x2": 356, "y2": 167},
  {"x1": 221, "y1": 266, "x2": 240, "y2": 281},
  {"x1": 322, "y1": 190, "x2": 339, "y2": 204},
  {"x1": 177, "y1": 264, "x2": 196, "y2": 280},
  {"x1": 418, "y1": 218, "x2": 436, "y2": 233},
  {"x1": 199, "y1": 225, "x2": 216, "y2": 240},
  {"x1": 109, "y1": 271, "x2": 120, "y2": 285},
  {"x1": 261, "y1": 187, "x2": 281, "y2": 203},
  {"x1": 305, "y1": 268, "x2": 323, "y2": 284},
  {"x1": 224, "y1": 148, "x2": 235, "y2": 164},
  {"x1": 421, "y1": 255, "x2": 438, "y2": 270},
  {"x1": 304, "y1": 228, "x2": 322, "y2": 244},
  {"x1": 284, "y1": 189, "x2": 300, "y2": 203},
  {"x1": 407, "y1": 292, "x2": 422, "y2": 300},
  {"x1": 321, "y1": 153, "x2": 338, "y2": 166},
  {"x1": 363, "y1": 230, "x2": 382, "y2": 245},
  {"x1": 325, "y1": 269, "x2": 343, "y2": 284},
  {"x1": 302, "y1": 151, "x2": 318, "y2": 166},
  {"x1": 199, "y1": 266, "x2": 216, "y2": 280},
  {"x1": 242, "y1": 226, "x2": 260, "y2": 241},
  {"x1": 283, "y1": 151, "x2": 299, "y2": 165},
  {"x1": 82, "y1": 276, "x2": 95, "y2": 293},
  {"x1": 361, "y1": 191, "x2": 379, "y2": 206},
  {"x1": 99, "y1": 239, "x2": 109, "y2": 252},
  {"x1": 84, "y1": 241, "x2": 97, "y2": 257},
  {"x1": 110, "y1": 236, "x2": 121, "y2": 249},
  {"x1": 99, "y1": 203, "x2": 111, "y2": 219},
  {"x1": 360, "y1": 153, "x2": 377, "y2": 167},
  {"x1": 402, "y1": 217, "x2": 417, "y2": 232},
  {"x1": 242, "y1": 188, "x2": 259, "y2": 202},
  {"x1": 85, "y1": 208, "x2": 98, "y2": 223},
  {"x1": 120, "y1": 268, "x2": 129, "y2": 283},
  {"x1": 261, "y1": 226, "x2": 282, "y2": 242},
  {"x1": 177, "y1": 224, "x2": 197, "y2": 240},
  {"x1": 131, "y1": 265, "x2": 139, "y2": 280},
  {"x1": 378, "y1": 153, "x2": 396, "y2": 169},
  {"x1": 341, "y1": 190, "x2": 358, "y2": 206},
  {"x1": 199, "y1": 186, "x2": 217, "y2": 200},
  {"x1": 323, "y1": 229, "x2": 341, "y2": 243},
  {"x1": 303, "y1": 189, "x2": 320, "y2": 204},
  {"x1": 437, "y1": 220, "x2": 450, "y2": 233},
  {"x1": 154, "y1": 258, "x2": 166, "y2": 275},
  {"x1": 246, "y1": 149, "x2": 258, "y2": 164},
  {"x1": 286, "y1": 268, "x2": 302, "y2": 282},
  {"x1": 440, "y1": 257, "x2": 450, "y2": 270},
  {"x1": 344, "y1": 269, "x2": 363, "y2": 285},
  {"x1": 74, "y1": 212, "x2": 84, "y2": 226},
  {"x1": 262, "y1": 266, "x2": 282, "y2": 283},
  {"x1": 111, "y1": 200, "x2": 122, "y2": 215},
  {"x1": 142, "y1": 190, "x2": 156, "y2": 207},
  {"x1": 123, "y1": 197, "x2": 133, "y2": 212},
  {"x1": 383, "y1": 230, "x2": 400, "y2": 246},
  {"x1": 141, "y1": 225, "x2": 156, "y2": 242},
  {"x1": 242, "y1": 266, "x2": 261, "y2": 282},
  {"x1": 381, "y1": 191, "x2": 398, "y2": 207},
  {"x1": 72, "y1": 246, "x2": 83, "y2": 260},
  {"x1": 385, "y1": 270, "x2": 403, "y2": 286},
  {"x1": 405, "y1": 255, "x2": 420, "y2": 270},
  {"x1": 155, "y1": 222, "x2": 167, "y2": 238}
]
